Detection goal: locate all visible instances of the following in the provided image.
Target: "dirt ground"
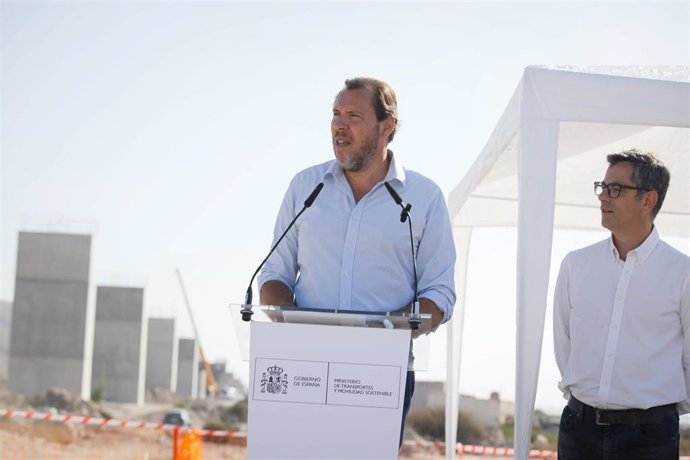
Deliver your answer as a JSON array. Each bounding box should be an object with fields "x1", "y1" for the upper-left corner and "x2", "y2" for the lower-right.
[
  {"x1": 0, "y1": 379, "x2": 513, "y2": 459},
  {"x1": 0, "y1": 377, "x2": 249, "y2": 459},
  {"x1": 0, "y1": 422, "x2": 246, "y2": 460}
]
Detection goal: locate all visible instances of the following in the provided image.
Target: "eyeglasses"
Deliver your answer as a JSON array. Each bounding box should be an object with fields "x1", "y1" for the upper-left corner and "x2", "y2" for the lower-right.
[{"x1": 594, "y1": 181, "x2": 650, "y2": 198}]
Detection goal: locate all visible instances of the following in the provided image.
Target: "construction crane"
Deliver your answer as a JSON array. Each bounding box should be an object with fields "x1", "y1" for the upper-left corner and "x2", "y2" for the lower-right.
[{"x1": 175, "y1": 268, "x2": 218, "y2": 397}]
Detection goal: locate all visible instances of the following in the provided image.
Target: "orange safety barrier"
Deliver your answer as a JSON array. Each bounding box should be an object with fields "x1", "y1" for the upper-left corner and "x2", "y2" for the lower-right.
[{"x1": 173, "y1": 427, "x2": 203, "y2": 460}]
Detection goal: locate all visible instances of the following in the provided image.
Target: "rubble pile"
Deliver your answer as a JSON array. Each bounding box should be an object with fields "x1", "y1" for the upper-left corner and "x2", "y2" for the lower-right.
[
  {"x1": 189, "y1": 398, "x2": 247, "y2": 429},
  {"x1": 31, "y1": 388, "x2": 109, "y2": 418},
  {"x1": 0, "y1": 377, "x2": 30, "y2": 410},
  {"x1": 0, "y1": 377, "x2": 248, "y2": 431},
  {"x1": 144, "y1": 387, "x2": 180, "y2": 405}
]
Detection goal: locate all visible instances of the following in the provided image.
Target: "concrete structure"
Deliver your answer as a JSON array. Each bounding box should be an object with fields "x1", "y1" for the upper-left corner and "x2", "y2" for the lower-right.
[
  {"x1": 211, "y1": 361, "x2": 247, "y2": 400},
  {"x1": 197, "y1": 364, "x2": 206, "y2": 399},
  {"x1": 411, "y1": 382, "x2": 512, "y2": 430},
  {"x1": 8, "y1": 232, "x2": 95, "y2": 399},
  {"x1": 175, "y1": 338, "x2": 199, "y2": 399},
  {"x1": 458, "y1": 392, "x2": 503, "y2": 430},
  {"x1": 145, "y1": 318, "x2": 177, "y2": 392},
  {"x1": 91, "y1": 286, "x2": 146, "y2": 404},
  {"x1": 0, "y1": 301, "x2": 11, "y2": 378},
  {"x1": 410, "y1": 381, "x2": 445, "y2": 410}
]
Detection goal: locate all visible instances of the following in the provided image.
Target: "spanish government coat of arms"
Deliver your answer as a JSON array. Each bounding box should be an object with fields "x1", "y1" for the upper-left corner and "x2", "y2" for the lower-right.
[{"x1": 260, "y1": 365, "x2": 288, "y2": 394}]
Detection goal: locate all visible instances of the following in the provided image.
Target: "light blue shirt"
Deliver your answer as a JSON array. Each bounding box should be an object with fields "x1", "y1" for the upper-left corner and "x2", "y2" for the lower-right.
[{"x1": 258, "y1": 155, "x2": 456, "y2": 323}]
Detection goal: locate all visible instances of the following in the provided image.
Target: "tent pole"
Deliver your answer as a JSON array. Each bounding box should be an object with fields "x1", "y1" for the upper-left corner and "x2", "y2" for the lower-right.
[
  {"x1": 446, "y1": 226, "x2": 472, "y2": 460},
  {"x1": 514, "y1": 119, "x2": 559, "y2": 459}
]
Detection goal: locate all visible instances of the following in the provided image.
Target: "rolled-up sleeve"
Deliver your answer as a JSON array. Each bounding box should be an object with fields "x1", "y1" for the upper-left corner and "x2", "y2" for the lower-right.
[
  {"x1": 258, "y1": 180, "x2": 299, "y2": 293},
  {"x1": 416, "y1": 187, "x2": 456, "y2": 324}
]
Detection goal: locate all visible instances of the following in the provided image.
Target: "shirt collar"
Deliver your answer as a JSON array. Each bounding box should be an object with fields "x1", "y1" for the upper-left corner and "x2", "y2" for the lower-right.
[
  {"x1": 607, "y1": 226, "x2": 660, "y2": 264},
  {"x1": 607, "y1": 237, "x2": 620, "y2": 262},
  {"x1": 384, "y1": 151, "x2": 407, "y2": 186},
  {"x1": 325, "y1": 160, "x2": 342, "y2": 181}
]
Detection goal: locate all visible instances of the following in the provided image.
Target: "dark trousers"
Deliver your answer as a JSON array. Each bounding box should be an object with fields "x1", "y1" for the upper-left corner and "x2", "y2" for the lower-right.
[
  {"x1": 558, "y1": 397, "x2": 679, "y2": 460},
  {"x1": 399, "y1": 370, "x2": 415, "y2": 448}
]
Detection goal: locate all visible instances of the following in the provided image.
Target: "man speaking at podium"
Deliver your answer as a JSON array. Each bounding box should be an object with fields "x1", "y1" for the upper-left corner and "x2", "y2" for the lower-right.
[{"x1": 258, "y1": 77, "x2": 456, "y2": 444}]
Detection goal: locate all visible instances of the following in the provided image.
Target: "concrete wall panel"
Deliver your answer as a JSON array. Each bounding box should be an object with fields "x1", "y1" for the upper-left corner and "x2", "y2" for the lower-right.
[
  {"x1": 8, "y1": 356, "x2": 84, "y2": 396},
  {"x1": 16, "y1": 233, "x2": 91, "y2": 282},
  {"x1": 91, "y1": 286, "x2": 145, "y2": 404},
  {"x1": 197, "y1": 366, "x2": 206, "y2": 400},
  {"x1": 0, "y1": 301, "x2": 11, "y2": 378},
  {"x1": 9, "y1": 232, "x2": 94, "y2": 398},
  {"x1": 145, "y1": 318, "x2": 177, "y2": 392},
  {"x1": 10, "y1": 280, "x2": 88, "y2": 358},
  {"x1": 176, "y1": 338, "x2": 199, "y2": 399}
]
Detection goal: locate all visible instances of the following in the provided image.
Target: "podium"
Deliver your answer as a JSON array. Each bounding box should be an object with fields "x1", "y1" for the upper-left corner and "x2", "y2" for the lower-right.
[{"x1": 230, "y1": 304, "x2": 431, "y2": 460}]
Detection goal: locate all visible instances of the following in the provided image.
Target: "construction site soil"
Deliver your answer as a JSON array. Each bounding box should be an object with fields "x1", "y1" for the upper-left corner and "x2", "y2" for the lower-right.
[
  {"x1": 0, "y1": 379, "x2": 492, "y2": 459},
  {"x1": 0, "y1": 378, "x2": 250, "y2": 459},
  {"x1": 0, "y1": 377, "x2": 246, "y2": 429}
]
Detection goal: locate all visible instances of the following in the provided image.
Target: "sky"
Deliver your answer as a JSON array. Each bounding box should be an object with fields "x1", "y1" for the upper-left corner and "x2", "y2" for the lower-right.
[{"x1": 1, "y1": 0, "x2": 689, "y2": 415}]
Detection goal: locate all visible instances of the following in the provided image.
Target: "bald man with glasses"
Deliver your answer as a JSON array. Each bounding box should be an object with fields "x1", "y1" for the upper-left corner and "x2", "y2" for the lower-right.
[{"x1": 553, "y1": 149, "x2": 690, "y2": 459}]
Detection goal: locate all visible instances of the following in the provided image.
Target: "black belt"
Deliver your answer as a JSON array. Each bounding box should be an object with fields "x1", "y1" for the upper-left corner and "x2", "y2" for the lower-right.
[{"x1": 567, "y1": 396, "x2": 678, "y2": 426}]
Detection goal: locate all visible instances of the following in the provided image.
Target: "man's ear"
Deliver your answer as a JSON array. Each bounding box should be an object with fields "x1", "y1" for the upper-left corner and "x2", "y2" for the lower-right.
[
  {"x1": 382, "y1": 117, "x2": 396, "y2": 138},
  {"x1": 643, "y1": 190, "x2": 658, "y2": 215}
]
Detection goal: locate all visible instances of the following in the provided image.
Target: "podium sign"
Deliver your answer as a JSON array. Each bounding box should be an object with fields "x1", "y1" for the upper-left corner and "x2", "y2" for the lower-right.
[{"x1": 247, "y1": 321, "x2": 411, "y2": 460}]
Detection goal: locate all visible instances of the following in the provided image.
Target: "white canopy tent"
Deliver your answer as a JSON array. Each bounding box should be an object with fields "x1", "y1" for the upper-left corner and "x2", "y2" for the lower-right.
[{"x1": 445, "y1": 66, "x2": 690, "y2": 459}]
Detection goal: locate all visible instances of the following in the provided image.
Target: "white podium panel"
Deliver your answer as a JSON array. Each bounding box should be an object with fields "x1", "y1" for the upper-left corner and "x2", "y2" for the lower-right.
[{"x1": 247, "y1": 321, "x2": 411, "y2": 460}]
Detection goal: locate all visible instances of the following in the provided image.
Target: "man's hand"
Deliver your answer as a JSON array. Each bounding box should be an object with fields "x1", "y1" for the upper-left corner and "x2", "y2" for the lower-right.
[
  {"x1": 260, "y1": 280, "x2": 296, "y2": 307},
  {"x1": 398, "y1": 298, "x2": 444, "y2": 338}
]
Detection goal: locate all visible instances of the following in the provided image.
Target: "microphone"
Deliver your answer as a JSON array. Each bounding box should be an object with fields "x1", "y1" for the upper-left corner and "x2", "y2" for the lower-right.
[
  {"x1": 384, "y1": 182, "x2": 412, "y2": 223},
  {"x1": 384, "y1": 181, "x2": 403, "y2": 205},
  {"x1": 304, "y1": 182, "x2": 324, "y2": 207},
  {"x1": 241, "y1": 182, "x2": 324, "y2": 321},
  {"x1": 383, "y1": 181, "x2": 420, "y2": 330}
]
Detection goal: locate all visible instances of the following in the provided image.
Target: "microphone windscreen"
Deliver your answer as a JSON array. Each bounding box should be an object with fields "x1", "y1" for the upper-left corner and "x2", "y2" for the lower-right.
[
  {"x1": 304, "y1": 182, "x2": 324, "y2": 207},
  {"x1": 384, "y1": 181, "x2": 403, "y2": 205}
]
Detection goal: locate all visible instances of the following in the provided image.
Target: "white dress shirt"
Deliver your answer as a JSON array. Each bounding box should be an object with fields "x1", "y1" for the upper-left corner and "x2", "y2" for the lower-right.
[
  {"x1": 258, "y1": 154, "x2": 456, "y2": 322},
  {"x1": 554, "y1": 227, "x2": 690, "y2": 412}
]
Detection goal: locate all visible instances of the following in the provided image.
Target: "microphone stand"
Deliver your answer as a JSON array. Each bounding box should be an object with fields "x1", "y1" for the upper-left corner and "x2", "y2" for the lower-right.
[
  {"x1": 241, "y1": 182, "x2": 324, "y2": 322},
  {"x1": 384, "y1": 182, "x2": 420, "y2": 330}
]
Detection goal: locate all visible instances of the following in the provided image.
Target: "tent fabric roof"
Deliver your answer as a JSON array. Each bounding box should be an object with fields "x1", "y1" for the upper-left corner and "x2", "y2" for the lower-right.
[
  {"x1": 541, "y1": 65, "x2": 690, "y2": 82},
  {"x1": 445, "y1": 66, "x2": 690, "y2": 460},
  {"x1": 449, "y1": 66, "x2": 690, "y2": 236}
]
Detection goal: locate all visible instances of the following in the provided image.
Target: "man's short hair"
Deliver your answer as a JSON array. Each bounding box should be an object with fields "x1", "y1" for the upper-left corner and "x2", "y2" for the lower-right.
[
  {"x1": 343, "y1": 77, "x2": 398, "y2": 142},
  {"x1": 607, "y1": 149, "x2": 670, "y2": 218}
]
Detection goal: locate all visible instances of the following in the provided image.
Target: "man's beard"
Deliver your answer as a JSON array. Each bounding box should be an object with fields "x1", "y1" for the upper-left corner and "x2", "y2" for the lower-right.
[{"x1": 338, "y1": 129, "x2": 380, "y2": 172}]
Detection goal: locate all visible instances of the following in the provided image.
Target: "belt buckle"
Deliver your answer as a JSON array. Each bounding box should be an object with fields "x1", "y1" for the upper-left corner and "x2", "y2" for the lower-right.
[{"x1": 595, "y1": 410, "x2": 610, "y2": 426}]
